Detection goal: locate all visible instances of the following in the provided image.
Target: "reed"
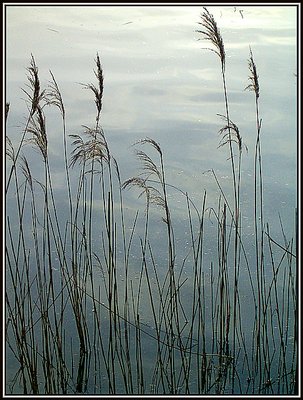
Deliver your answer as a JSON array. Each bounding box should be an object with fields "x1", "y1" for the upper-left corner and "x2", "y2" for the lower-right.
[{"x1": 5, "y1": 7, "x2": 297, "y2": 395}]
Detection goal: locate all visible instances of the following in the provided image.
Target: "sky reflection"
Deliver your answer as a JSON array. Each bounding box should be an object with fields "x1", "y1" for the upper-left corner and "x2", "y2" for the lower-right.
[{"x1": 5, "y1": 4, "x2": 298, "y2": 236}]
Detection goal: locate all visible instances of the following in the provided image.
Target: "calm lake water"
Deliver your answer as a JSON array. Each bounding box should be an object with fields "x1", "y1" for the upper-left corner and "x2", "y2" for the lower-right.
[
  {"x1": 6, "y1": 4, "x2": 297, "y2": 230},
  {"x1": 5, "y1": 4, "x2": 298, "y2": 396}
]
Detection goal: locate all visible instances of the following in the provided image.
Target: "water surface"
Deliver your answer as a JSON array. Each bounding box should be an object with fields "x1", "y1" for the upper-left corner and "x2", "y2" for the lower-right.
[{"x1": 5, "y1": 4, "x2": 298, "y2": 396}]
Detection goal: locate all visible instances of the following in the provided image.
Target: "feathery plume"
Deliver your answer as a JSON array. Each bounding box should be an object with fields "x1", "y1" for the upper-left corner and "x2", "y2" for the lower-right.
[
  {"x1": 196, "y1": 7, "x2": 226, "y2": 71},
  {"x1": 245, "y1": 47, "x2": 260, "y2": 99}
]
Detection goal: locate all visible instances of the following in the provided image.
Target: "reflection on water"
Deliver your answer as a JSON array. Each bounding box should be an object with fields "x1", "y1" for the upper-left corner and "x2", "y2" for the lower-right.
[
  {"x1": 5, "y1": 4, "x2": 298, "y2": 396},
  {"x1": 6, "y1": 5, "x2": 297, "y2": 232}
]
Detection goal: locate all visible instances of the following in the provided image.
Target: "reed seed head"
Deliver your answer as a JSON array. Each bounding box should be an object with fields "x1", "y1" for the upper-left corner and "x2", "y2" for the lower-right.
[
  {"x1": 217, "y1": 114, "x2": 248, "y2": 153},
  {"x1": 196, "y1": 7, "x2": 226, "y2": 71},
  {"x1": 136, "y1": 137, "x2": 163, "y2": 157},
  {"x1": 85, "y1": 53, "x2": 104, "y2": 116},
  {"x1": 6, "y1": 102, "x2": 10, "y2": 122},
  {"x1": 45, "y1": 71, "x2": 65, "y2": 117},
  {"x1": 245, "y1": 48, "x2": 260, "y2": 99},
  {"x1": 6, "y1": 136, "x2": 15, "y2": 162},
  {"x1": 69, "y1": 126, "x2": 108, "y2": 167},
  {"x1": 22, "y1": 55, "x2": 45, "y2": 114},
  {"x1": 26, "y1": 106, "x2": 48, "y2": 161}
]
